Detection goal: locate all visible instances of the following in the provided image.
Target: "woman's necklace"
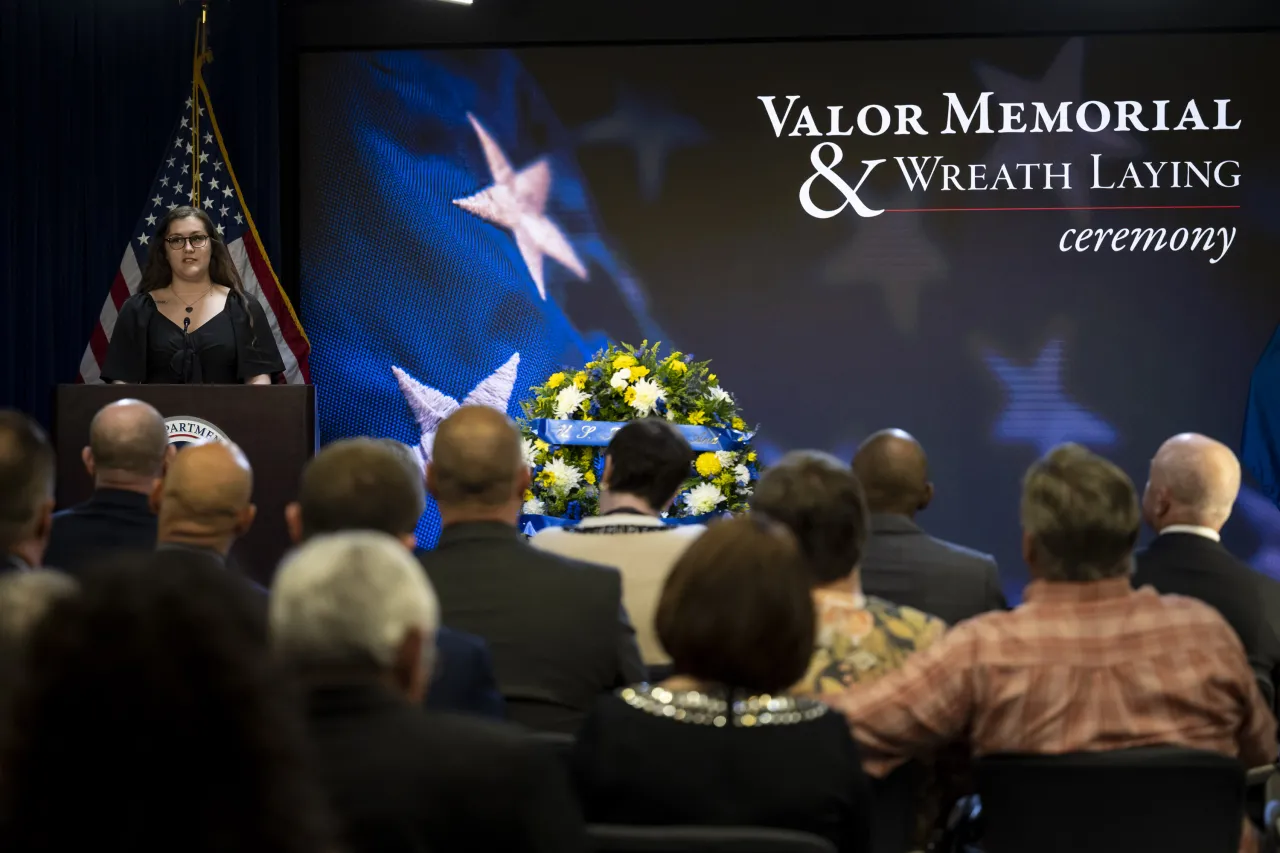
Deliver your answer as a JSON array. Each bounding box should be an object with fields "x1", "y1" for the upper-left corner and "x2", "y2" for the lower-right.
[{"x1": 169, "y1": 285, "x2": 213, "y2": 314}]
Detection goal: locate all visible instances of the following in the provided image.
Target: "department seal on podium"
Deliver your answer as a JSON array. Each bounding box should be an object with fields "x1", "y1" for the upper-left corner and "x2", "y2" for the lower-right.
[{"x1": 164, "y1": 417, "x2": 229, "y2": 449}]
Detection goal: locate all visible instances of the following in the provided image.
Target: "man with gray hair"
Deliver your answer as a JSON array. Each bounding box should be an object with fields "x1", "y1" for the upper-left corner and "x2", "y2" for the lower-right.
[
  {"x1": 832, "y1": 444, "x2": 1275, "y2": 796},
  {"x1": 45, "y1": 399, "x2": 172, "y2": 573},
  {"x1": 1133, "y1": 432, "x2": 1280, "y2": 704},
  {"x1": 272, "y1": 531, "x2": 585, "y2": 853}
]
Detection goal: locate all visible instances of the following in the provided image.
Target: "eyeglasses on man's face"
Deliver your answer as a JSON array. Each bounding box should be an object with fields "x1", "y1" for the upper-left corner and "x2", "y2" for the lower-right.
[{"x1": 164, "y1": 234, "x2": 210, "y2": 250}]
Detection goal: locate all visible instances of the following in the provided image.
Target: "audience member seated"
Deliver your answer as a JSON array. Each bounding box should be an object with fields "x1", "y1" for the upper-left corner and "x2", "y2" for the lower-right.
[
  {"x1": 419, "y1": 406, "x2": 645, "y2": 734},
  {"x1": 571, "y1": 515, "x2": 873, "y2": 853},
  {"x1": 532, "y1": 418, "x2": 702, "y2": 668},
  {"x1": 153, "y1": 439, "x2": 256, "y2": 577},
  {"x1": 0, "y1": 571, "x2": 77, "y2": 717},
  {"x1": 44, "y1": 399, "x2": 171, "y2": 574},
  {"x1": 0, "y1": 551, "x2": 331, "y2": 853},
  {"x1": 284, "y1": 437, "x2": 503, "y2": 718},
  {"x1": 853, "y1": 429, "x2": 1005, "y2": 625},
  {"x1": 831, "y1": 444, "x2": 1277, "y2": 852},
  {"x1": 271, "y1": 532, "x2": 586, "y2": 853},
  {"x1": 753, "y1": 450, "x2": 945, "y2": 693},
  {"x1": 1133, "y1": 432, "x2": 1280, "y2": 700},
  {"x1": 0, "y1": 411, "x2": 56, "y2": 573}
]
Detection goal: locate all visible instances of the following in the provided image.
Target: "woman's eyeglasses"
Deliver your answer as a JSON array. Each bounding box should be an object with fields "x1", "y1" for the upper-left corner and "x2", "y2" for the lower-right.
[{"x1": 164, "y1": 234, "x2": 210, "y2": 250}]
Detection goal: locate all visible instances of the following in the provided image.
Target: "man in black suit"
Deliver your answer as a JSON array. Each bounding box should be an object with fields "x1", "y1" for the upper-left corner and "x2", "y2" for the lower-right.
[
  {"x1": 271, "y1": 531, "x2": 585, "y2": 853},
  {"x1": 45, "y1": 399, "x2": 171, "y2": 574},
  {"x1": 1133, "y1": 432, "x2": 1280, "y2": 701},
  {"x1": 285, "y1": 437, "x2": 504, "y2": 718},
  {"x1": 0, "y1": 411, "x2": 56, "y2": 573},
  {"x1": 852, "y1": 429, "x2": 1006, "y2": 626},
  {"x1": 419, "y1": 406, "x2": 646, "y2": 733}
]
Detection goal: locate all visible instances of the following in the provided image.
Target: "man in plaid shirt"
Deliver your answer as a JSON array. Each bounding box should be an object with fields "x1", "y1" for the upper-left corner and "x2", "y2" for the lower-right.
[{"x1": 831, "y1": 443, "x2": 1276, "y2": 848}]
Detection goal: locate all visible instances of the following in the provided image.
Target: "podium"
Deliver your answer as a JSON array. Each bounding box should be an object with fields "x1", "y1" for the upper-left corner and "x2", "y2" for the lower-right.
[{"x1": 54, "y1": 384, "x2": 317, "y2": 584}]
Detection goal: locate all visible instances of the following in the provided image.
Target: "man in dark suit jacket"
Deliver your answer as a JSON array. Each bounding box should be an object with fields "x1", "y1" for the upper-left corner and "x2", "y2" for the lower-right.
[
  {"x1": 45, "y1": 400, "x2": 171, "y2": 574},
  {"x1": 419, "y1": 406, "x2": 646, "y2": 734},
  {"x1": 273, "y1": 532, "x2": 585, "y2": 853},
  {"x1": 0, "y1": 411, "x2": 57, "y2": 574},
  {"x1": 1133, "y1": 433, "x2": 1280, "y2": 703},
  {"x1": 285, "y1": 437, "x2": 504, "y2": 718},
  {"x1": 852, "y1": 429, "x2": 1006, "y2": 626}
]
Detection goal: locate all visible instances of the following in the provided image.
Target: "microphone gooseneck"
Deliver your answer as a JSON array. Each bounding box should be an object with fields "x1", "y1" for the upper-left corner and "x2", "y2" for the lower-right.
[{"x1": 183, "y1": 316, "x2": 191, "y2": 334}]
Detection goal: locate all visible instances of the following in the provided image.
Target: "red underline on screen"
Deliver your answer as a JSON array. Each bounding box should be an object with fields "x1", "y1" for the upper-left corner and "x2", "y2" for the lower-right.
[{"x1": 884, "y1": 205, "x2": 1242, "y2": 212}]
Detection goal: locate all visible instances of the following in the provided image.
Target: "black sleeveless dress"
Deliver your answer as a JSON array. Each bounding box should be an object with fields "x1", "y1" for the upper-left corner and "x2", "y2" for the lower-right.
[{"x1": 101, "y1": 292, "x2": 284, "y2": 384}]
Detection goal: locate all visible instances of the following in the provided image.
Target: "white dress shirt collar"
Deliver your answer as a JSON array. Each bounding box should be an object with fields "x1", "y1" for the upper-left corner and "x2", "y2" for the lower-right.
[{"x1": 1159, "y1": 524, "x2": 1221, "y2": 542}]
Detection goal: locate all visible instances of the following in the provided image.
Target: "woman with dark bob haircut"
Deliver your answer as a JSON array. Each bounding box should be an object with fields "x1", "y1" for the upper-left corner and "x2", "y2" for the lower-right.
[
  {"x1": 0, "y1": 551, "x2": 332, "y2": 853},
  {"x1": 570, "y1": 514, "x2": 873, "y2": 853}
]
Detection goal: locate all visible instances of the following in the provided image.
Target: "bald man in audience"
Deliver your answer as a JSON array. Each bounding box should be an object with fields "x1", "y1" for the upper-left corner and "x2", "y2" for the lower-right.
[
  {"x1": 853, "y1": 429, "x2": 1005, "y2": 625},
  {"x1": 152, "y1": 440, "x2": 256, "y2": 570},
  {"x1": 0, "y1": 411, "x2": 57, "y2": 573},
  {"x1": 45, "y1": 400, "x2": 172, "y2": 574},
  {"x1": 418, "y1": 405, "x2": 645, "y2": 734},
  {"x1": 1133, "y1": 433, "x2": 1280, "y2": 702}
]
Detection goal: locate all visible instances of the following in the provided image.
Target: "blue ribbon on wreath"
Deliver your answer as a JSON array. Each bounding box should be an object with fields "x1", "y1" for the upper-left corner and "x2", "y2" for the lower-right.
[
  {"x1": 529, "y1": 419, "x2": 753, "y2": 452},
  {"x1": 519, "y1": 511, "x2": 725, "y2": 538}
]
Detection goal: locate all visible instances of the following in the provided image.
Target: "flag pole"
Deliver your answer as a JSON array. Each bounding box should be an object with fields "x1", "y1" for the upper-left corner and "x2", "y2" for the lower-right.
[{"x1": 191, "y1": 0, "x2": 212, "y2": 206}]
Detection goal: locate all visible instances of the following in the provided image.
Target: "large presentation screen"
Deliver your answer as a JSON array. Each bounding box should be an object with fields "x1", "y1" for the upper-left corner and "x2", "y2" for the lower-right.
[{"x1": 299, "y1": 33, "x2": 1280, "y2": 589}]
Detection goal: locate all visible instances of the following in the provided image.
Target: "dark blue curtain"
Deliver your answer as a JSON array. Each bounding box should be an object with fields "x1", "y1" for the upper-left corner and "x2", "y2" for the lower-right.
[{"x1": 0, "y1": 0, "x2": 280, "y2": 427}]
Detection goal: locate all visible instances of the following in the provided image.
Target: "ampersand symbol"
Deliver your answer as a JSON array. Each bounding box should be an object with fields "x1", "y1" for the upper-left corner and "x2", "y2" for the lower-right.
[{"x1": 798, "y1": 143, "x2": 886, "y2": 219}]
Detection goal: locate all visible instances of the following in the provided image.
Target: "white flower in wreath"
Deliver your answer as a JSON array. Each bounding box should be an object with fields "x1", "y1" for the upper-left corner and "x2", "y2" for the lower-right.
[
  {"x1": 665, "y1": 408, "x2": 678, "y2": 422},
  {"x1": 522, "y1": 496, "x2": 545, "y2": 515},
  {"x1": 715, "y1": 450, "x2": 736, "y2": 468},
  {"x1": 553, "y1": 385, "x2": 589, "y2": 419},
  {"x1": 521, "y1": 438, "x2": 539, "y2": 468},
  {"x1": 684, "y1": 482, "x2": 726, "y2": 515},
  {"x1": 541, "y1": 457, "x2": 583, "y2": 496},
  {"x1": 629, "y1": 377, "x2": 664, "y2": 416},
  {"x1": 708, "y1": 386, "x2": 733, "y2": 406},
  {"x1": 734, "y1": 463, "x2": 751, "y2": 485},
  {"x1": 609, "y1": 368, "x2": 631, "y2": 391}
]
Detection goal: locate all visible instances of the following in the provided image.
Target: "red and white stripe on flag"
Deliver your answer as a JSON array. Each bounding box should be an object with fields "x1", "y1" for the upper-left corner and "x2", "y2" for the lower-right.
[{"x1": 78, "y1": 80, "x2": 310, "y2": 384}]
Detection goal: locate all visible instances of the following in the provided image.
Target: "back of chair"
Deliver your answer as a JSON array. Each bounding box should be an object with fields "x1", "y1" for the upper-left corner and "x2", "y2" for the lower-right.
[
  {"x1": 587, "y1": 824, "x2": 837, "y2": 853},
  {"x1": 976, "y1": 747, "x2": 1246, "y2": 853},
  {"x1": 527, "y1": 730, "x2": 576, "y2": 778},
  {"x1": 869, "y1": 760, "x2": 921, "y2": 853}
]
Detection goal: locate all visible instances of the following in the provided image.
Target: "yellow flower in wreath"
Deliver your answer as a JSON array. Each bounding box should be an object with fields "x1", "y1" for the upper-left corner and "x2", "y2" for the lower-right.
[
  {"x1": 667, "y1": 359, "x2": 688, "y2": 375},
  {"x1": 536, "y1": 469, "x2": 556, "y2": 488},
  {"x1": 585, "y1": 470, "x2": 597, "y2": 485},
  {"x1": 612, "y1": 354, "x2": 638, "y2": 370},
  {"x1": 695, "y1": 452, "x2": 722, "y2": 477},
  {"x1": 731, "y1": 417, "x2": 747, "y2": 430},
  {"x1": 687, "y1": 410, "x2": 708, "y2": 425},
  {"x1": 546, "y1": 372, "x2": 567, "y2": 389},
  {"x1": 573, "y1": 372, "x2": 587, "y2": 389},
  {"x1": 624, "y1": 387, "x2": 637, "y2": 404},
  {"x1": 628, "y1": 365, "x2": 650, "y2": 380}
]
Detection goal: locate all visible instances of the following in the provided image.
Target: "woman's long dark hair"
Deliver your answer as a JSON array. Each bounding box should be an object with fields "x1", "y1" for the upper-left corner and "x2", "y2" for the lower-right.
[
  {"x1": 0, "y1": 552, "x2": 332, "y2": 853},
  {"x1": 138, "y1": 206, "x2": 248, "y2": 302}
]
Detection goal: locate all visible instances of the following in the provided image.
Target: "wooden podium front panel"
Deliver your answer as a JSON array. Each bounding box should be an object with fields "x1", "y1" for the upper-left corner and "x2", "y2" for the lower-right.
[{"x1": 54, "y1": 385, "x2": 317, "y2": 585}]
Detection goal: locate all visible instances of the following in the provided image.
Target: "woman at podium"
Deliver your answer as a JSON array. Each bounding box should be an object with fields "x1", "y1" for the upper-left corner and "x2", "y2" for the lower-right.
[{"x1": 102, "y1": 206, "x2": 284, "y2": 384}]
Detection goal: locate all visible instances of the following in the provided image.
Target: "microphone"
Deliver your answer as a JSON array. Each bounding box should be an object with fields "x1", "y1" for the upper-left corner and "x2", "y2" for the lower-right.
[{"x1": 183, "y1": 317, "x2": 190, "y2": 334}]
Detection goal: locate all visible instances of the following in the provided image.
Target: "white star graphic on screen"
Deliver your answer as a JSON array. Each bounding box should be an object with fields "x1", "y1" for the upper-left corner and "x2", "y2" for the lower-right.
[
  {"x1": 223, "y1": 185, "x2": 233, "y2": 198},
  {"x1": 975, "y1": 38, "x2": 1140, "y2": 223},
  {"x1": 982, "y1": 337, "x2": 1117, "y2": 454},
  {"x1": 213, "y1": 160, "x2": 223, "y2": 172},
  {"x1": 821, "y1": 193, "x2": 946, "y2": 334},
  {"x1": 452, "y1": 113, "x2": 587, "y2": 300},
  {"x1": 234, "y1": 213, "x2": 244, "y2": 225},
  {"x1": 209, "y1": 177, "x2": 220, "y2": 190},
  {"x1": 138, "y1": 234, "x2": 149, "y2": 245},
  {"x1": 392, "y1": 353, "x2": 521, "y2": 467},
  {"x1": 219, "y1": 204, "x2": 229, "y2": 217},
  {"x1": 577, "y1": 89, "x2": 708, "y2": 201},
  {"x1": 203, "y1": 132, "x2": 213, "y2": 145},
  {"x1": 145, "y1": 213, "x2": 157, "y2": 226}
]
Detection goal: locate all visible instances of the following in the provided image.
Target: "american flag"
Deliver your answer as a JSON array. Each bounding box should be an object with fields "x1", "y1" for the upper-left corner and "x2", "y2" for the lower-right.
[{"x1": 78, "y1": 79, "x2": 310, "y2": 384}]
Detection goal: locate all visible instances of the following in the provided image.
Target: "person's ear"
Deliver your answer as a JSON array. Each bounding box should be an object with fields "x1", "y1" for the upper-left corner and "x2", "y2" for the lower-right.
[
  {"x1": 162, "y1": 444, "x2": 177, "y2": 473},
  {"x1": 284, "y1": 502, "x2": 304, "y2": 544},
  {"x1": 425, "y1": 462, "x2": 439, "y2": 499},
  {"x1": 602, "y1": 455, "x2": 615, "y2": 490},
  {"x1": 393, "y1": 627, "x2": 429, "y2": 703},
  {"x1": 234, "y1": 504, "x2": 257, "y2": 537},
  {"x1": 149, "y1": 479, "x2": 165, "y2": 515},
  {"x1": 81, "y1": 446, "x2": 95, "y2": 478},
  {"x1": 399, "y1": 532, "x2": 418, "y2": 550},
  {"x1": 919, "y1": 481, "x2": 935, "y2": 512},
  {"x1": 34, "y1": 498, "x2": 55, "y2": 547},
  {"x1": 515, "y1": 464, "x2": 532, "y2": 497}
]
